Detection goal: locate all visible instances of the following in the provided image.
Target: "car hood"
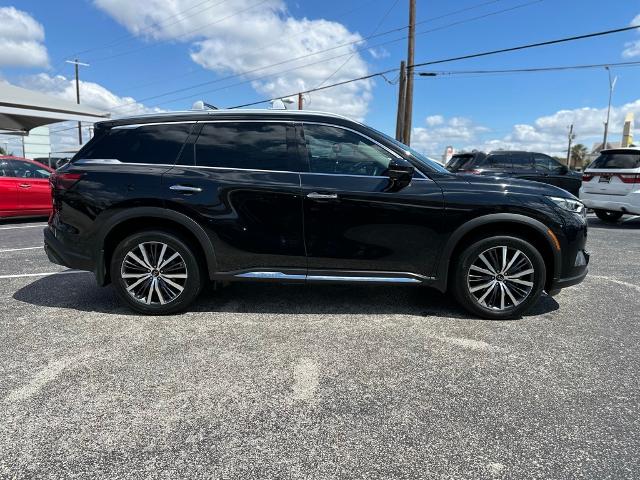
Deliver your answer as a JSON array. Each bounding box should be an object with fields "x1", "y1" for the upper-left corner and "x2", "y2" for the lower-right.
[{"x1": 454, "y1": 173, "x2": 577, "y2": 199}]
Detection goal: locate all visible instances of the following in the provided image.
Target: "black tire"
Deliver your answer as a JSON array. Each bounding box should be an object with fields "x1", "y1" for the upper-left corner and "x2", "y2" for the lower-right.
[
  {"x1": 452, "y1": 236, "x2": 546, "y2": 320},
  {"x1": 594, "y1": 209, "x2": 623, "y2": 223},
  {"x1": 110, "y1": 230, "x2": 203, "y2": 315}
]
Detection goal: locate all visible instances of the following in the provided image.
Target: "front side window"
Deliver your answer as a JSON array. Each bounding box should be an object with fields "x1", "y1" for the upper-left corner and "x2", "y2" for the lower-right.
[
  {"x1": 78, "y1": 123, "x2": 192, "y2": 165},
  {"x1": 484, "y1": 154, "x2": 512, "y2": 170},
  {"x1": 0, "y1": 160, "x2": 16, "y2": 177},
  {"x1": 9, "y1": 160, "x2": 50, "y2": 179},
  {"x1": 303, "y1": 124, "x2": 394, "y2": 176},
  {"x1": 195, "y1": 122, "x2": 292, "y2": 171}
]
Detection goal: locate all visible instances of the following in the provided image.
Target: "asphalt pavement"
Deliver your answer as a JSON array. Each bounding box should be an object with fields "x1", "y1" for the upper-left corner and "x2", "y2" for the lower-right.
[{"x1": 0, "y1": 216, "x2": 638, "y2": 479}]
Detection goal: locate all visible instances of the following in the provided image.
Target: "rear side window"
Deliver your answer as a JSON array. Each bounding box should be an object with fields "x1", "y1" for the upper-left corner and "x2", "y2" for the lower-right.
[
  {"x1": 512, "y1": 153, "x2": 533, "y2": 170},
  {"x1": 589, "y1": 151, "x2": 640, "y2": 169},
  {"x1": 78, "y1": 123, "x2": 192, "y2": 164},
  {"x1": 484, "y1": 153, "x2": 512, "y2": 170},
  {"x1": 533, "y1": 154, "x2": 552, "y2": 171},
  {"x1": 195, "y1": 122, "x2": 293, "y2": 171}
]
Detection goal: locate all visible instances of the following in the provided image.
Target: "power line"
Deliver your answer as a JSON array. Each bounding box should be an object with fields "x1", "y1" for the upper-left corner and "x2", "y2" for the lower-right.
[
  {"x1": 110, "y1": 0, "x2": 540, "y2": 111},
  {"x1": 227, "y1": 25, "x2": 640, "y2": 109},
  {"x1": 417, "y1": 60, "x2": 640, "y2": 76}
]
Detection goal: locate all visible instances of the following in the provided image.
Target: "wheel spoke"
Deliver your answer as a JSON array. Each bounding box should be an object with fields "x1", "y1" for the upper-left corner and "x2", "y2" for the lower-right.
[
  {"x1": 499, "y1": 282, "x2": 506, "y2": 309},
  {"x1": 139, "y1": 244, "x2": 152, "y2": 269},
  {"x1": 469, "y1": 264, "x2": 494, "y2": 276},
  {"x1": 477, "y1": 281, "x2": 497, "y2": 305},
  {"x1": 154, "y1": 279, "x2": 165, "y2": 305},
  {"x1": 162, "y1": 276, "x2": 185, "y2": 292},
  {"x1": 126, "y1": 252, "x2": 151, "y2": 270},
  {"x1": 478, "y1": 253, "x2": 497, "y2": 274},
  {"x1": 503, "y1": 282, "x2": 519, "y2": 306},
  {"x1": 470, "y1": 280, "x2": 495, "y2": 293},
  {"x1": 162, "y1": 273, "x2": 188, "y2": 279},
  {"x1": 145, "y1": 278, "x2": 156, "y2": 304},
  {"x1": 157, "y1": 243, "x2": 167, "y2": 269},
  {"x1": 159, "y1": 252, "x2": 180, "y2": 270},
  {"x1": 506, "y1": 269, "x2": 534, "y2": 279},
  {"x1": 501, "y1": 246, "x2": 507, "y2": 273},
  {"x1": 126, "y1": 274, "x2": 151, "y2": 291},
  {"x1": 122, "y1": 273, "x2": 149, "y2": 279},
  {"x1": 507, "y1": 278, "x2": 533, "y2": 287},
  {"x1": 504, "y1": 250, "x2": 520, "y2": 274}
]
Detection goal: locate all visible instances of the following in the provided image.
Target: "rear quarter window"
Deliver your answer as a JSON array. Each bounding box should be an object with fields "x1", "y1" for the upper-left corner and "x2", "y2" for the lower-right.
[
  {"x1": 589, "y1": 152, "x2": 640, "y2": 169},
  {"x1": 76, "y1": 123, "x2": 193, "y2": 165}
]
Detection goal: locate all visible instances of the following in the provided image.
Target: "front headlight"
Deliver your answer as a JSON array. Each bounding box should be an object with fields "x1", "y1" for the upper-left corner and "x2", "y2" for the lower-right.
[{"x1": 546, "y1": 196, "x2": 586, "y2": 217}]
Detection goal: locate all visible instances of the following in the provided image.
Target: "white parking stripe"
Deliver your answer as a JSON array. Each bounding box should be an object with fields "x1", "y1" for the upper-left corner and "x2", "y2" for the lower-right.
[
  {"x1": 0, "y1": 224, "x2": 46, "y2": 230},
  {"x1": 0, "y1": 247, "x2": 42, "y2": 253},
  {"x1": 0, "y1": 270, "x2": 86, "y2": 279}
]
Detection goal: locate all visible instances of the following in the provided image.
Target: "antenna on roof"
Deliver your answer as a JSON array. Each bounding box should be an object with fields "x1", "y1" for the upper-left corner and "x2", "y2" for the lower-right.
[{"x1": 192, "y1": 100, "x2": 218, "y2": 111}]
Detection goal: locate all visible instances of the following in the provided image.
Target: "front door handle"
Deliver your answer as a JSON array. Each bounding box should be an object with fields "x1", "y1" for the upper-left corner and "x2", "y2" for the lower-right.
[
  {"x1": 18, "y1": 183, "x2": 31, "y2": 189},
  {"x1": 170, "y1": 185, "x2": 202, "y2": 193},
  {"x1": 307, "y1": 192, "x2": 338, "y2": 200}
]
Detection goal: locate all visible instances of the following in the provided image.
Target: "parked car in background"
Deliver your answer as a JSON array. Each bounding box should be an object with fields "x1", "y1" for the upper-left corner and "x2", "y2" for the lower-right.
[
  {"x1": 45, "y1": 110, "x2": 588, "y2": 319},
  {"x1": 446, "y1": 150, "x2": 582, "y2": 197},
  {"x1": 580, "y1": 148, "x2": 640, "y2": 222},
  {"x1": 0, "y1": 156, "x2": 53, "y2": 219}
]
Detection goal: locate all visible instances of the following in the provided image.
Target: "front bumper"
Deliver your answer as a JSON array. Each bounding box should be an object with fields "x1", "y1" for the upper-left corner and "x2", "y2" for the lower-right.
[{"x1": 546, "y1": 249, "x2": 590, "y2": 295}]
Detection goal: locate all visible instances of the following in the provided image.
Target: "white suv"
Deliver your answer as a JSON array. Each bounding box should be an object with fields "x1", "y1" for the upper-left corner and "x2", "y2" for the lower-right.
[{"x1": 580, "y1": 148, "x2": 640, "y2": 222}]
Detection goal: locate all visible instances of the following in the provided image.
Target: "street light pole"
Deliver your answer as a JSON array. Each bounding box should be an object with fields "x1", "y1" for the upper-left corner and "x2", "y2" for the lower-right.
[
  {"x1": 65, "y1": 59, "x2": 90, "y2": 145},
  {"x1": 602, "y1": 66, "x2": 617, "y2": 151}
]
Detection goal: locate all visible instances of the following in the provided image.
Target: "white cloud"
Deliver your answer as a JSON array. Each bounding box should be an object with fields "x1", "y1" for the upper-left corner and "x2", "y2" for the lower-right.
[
  {"x1": 412, "y1": 100, "x2": 640, "y2": 157},
  {"x1": 622, "y1": 13, "x2": 640, "y2": 58},
  {"x1": 93, "y1": 0, "x2": 373, "y2": 119},
  {"x1": 0, "y1": 7, "x2": 49, "y2": 68},
  {"x1": 8, "y1": 74, "x2": 161, "y2": 151}
]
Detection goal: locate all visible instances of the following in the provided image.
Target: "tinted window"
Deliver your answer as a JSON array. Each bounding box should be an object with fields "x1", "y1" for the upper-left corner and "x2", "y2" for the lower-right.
[
  {"x1": 195, "y1": 122, "x2": 292, "y2": 171},
  {"x1": 303, "y1": 124, "x2": 394, "y2": 176},
  {"x1": 590, "y1": 151, "x2": 640, "y2": 169},
  {"x1": 447, "y1": 154, "x2": 477, "y2": 172},
  {"x1": 0, "y1": 160, "x2": 15, "y2": 177},
  {"x1": 79, "y1": 123, "x2": 192, "y2": 164},
  {"x1": 533, "y1": 154, "x2": 552, "y2": 172},
  {"x1": 512, "y1": 153, "x2": 532, "y2": 170},
  {"x1": 484, "y1": 153, "x2": 512, "y2": 170},
  {"x1": 9, "y1": 160, "x2": 50, "y2": 179}
]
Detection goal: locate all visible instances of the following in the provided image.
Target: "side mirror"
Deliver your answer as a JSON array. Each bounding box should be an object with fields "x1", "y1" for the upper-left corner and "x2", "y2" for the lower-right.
[{"x1": 385, "y1": 160, "x2": 414, "y2": 191}]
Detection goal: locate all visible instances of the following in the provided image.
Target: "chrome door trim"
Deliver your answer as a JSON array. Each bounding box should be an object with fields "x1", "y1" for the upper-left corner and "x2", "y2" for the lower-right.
[
  {"x1": 306, "y1": 275, "x2": 421, "y2": 283},
  {"x1": 235, "y1": 272, "x2": 306, "y2": 280}
]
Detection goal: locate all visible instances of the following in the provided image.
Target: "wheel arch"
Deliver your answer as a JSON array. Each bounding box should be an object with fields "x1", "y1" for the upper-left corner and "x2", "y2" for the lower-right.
[
  {"x1": 434, "y1": 213, "x2": 561, "y2": 292},
  {"x1": 95, "y1": 207, "x2": 217, "y2": 285}
]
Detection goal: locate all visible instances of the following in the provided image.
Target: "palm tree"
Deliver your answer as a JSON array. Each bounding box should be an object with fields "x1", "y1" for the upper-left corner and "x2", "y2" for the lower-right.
[{"x1": 570, "y1": 144, "x2": 588, "y2": 169}]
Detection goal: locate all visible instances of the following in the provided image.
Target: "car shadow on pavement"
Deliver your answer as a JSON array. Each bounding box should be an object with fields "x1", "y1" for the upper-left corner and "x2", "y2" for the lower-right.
[
  {"x1": 13, "y1": 272, "x2": 560, "y2": 321},
  {"x1": 588, "y1": 215, "x2": 640, "y2": 230}
]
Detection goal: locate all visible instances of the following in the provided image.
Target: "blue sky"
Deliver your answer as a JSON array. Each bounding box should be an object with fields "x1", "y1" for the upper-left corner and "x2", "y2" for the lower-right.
[{"x1": 1, "y1": 0, "x2": 640, "y2": 157}]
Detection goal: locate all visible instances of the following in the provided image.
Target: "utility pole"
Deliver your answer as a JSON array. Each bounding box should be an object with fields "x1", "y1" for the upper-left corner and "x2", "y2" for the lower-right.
[
  {"x1": 298, "y1": 92, "x2": 303, "y2": 110},
  {"x1": 602, "y1": 66, "x2": 617, "y2": 151},
  {"x1": 395, "y1": 60, "x2": 407, "y2": 141},
  {"x1": 401, "y1": 0, "x2": 416, "y2": 145},
  {"x1": 566, "y1": 124, "x2": 575, "y2": 168},
  {"x1": 66, "y1": 59, "x2": 89, "y2": 145}
]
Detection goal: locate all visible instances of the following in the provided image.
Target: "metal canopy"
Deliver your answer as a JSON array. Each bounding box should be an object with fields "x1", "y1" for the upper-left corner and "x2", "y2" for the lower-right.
[{"x1": 0, "y1": 82, "x2": 110, "y2": 133}]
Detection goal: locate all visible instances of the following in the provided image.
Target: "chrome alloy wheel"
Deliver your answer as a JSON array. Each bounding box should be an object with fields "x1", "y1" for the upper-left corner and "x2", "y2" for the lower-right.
[
  {"x1": 467, "y1": 246, "x2": 535, "y2": 311},
  {"x1": 120, "y1": 242, "x2": 188, "y2": 306}
]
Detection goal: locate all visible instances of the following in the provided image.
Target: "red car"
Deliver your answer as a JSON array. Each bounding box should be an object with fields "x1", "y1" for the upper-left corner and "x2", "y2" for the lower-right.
[{"x1": 0, "y1": 156, "x2": 54, "y2": 219}]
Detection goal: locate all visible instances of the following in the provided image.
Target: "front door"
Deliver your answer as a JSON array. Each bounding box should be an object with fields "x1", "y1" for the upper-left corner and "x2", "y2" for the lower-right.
[
  {"x1": 12, "y1": 160, "x2": 52, "y2": 213},
  {"x1": 0, "y1": 159, "x2": 18, "y2": 216},
  {"x1": 162, "y1": 121, "x2": 306, "y2": 275},
  {"x1": 298, "y1": 123, "x2": 444, "y2": 279}
]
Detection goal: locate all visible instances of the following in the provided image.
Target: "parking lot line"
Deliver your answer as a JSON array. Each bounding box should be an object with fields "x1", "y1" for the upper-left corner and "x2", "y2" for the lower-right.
[
  {"x1": 0, "y1": 270, "x2": 85, "y2": 279},
  {"x1": 0, "y1": 224, "x2": 47, "y2": 230},
  {"x1": 0, "y1": 247, "x2": 42, "y2": 253}
]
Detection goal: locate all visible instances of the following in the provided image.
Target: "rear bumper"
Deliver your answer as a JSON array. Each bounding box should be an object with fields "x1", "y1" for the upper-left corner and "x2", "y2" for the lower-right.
[
  {"x1": 43, "y1": 227, "x2": 94, "y2": 272},
  {"x1": 580, "y1": 190, "x2": 640, "y2": 215}
]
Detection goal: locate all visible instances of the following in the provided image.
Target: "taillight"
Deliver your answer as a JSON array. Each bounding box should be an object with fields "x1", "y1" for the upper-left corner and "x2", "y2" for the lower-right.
[
  {"x1": 619, "y1": 174, "x2": 640, "y2": 184},
  {"x1": 51, "y1": 172, "x2": 83, "y2": 191},
  {"x1": 582, "y1": 173, "x2": 593, "y2": 182}
]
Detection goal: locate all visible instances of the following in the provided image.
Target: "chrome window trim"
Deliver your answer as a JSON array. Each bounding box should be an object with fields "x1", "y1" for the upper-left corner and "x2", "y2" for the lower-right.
[{"x1": 112, "y1": 121, "x2": 199, "y2": 129}]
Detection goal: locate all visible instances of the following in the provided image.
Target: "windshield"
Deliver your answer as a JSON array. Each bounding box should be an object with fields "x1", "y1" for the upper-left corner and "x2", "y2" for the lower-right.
[
  {"x1": 375, "y1": 130, "x2": 449, "y2": 173},
  {"x1": 446, "y1": 154, "x2": 479, "y2": 172}
]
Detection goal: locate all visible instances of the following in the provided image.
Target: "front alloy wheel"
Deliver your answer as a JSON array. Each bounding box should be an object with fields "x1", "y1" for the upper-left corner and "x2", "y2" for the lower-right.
[
  {"x1": 467, "y1": 246, "x2": 534, "y2": 310},
  {"x1": 452, "y1": 236, "x2": 546, "y2": 320}
]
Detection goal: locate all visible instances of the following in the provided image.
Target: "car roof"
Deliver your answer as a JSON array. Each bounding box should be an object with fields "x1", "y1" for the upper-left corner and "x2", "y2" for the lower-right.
[
  {"x1": 96, "y1": 109, "x2": 362, "y2": 129},
  {"x1": 601, "y1": 147, "x2": 640, "y2": 153}
]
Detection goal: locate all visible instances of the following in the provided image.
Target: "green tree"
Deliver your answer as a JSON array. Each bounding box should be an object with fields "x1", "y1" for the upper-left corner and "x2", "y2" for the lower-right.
[
  {"x1": 0, "y1": 146, "x2": 6, "y2": 155},
  {"x1": 570, "y1": 144, "x2": 588, "y2": 169}
]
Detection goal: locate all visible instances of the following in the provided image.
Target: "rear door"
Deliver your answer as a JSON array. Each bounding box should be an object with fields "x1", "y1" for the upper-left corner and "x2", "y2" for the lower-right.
[
  {"x1": 11, "y1": 160, "x2": 52, "y2": 212},
  {"x1": 0, "y1": 159, "x2": 19, "y2": 216},
  {"x1": 161, "y1": 121, "x2": 306, "y2": 274},
  {"x1": 299, "y1": 122, "x2": 444, "y2": 278},
  {"x1": 583, "y1": 150, "x2": 640, "y2": 196}
]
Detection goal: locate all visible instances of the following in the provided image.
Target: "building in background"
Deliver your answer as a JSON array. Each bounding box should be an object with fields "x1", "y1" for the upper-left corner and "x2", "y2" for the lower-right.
[
  {"x1": 23, "y1": 126, "x2": 51, "y2": 159},
  {"x1": 621, "y1": 112, "x2": 634, "y2": 148}
]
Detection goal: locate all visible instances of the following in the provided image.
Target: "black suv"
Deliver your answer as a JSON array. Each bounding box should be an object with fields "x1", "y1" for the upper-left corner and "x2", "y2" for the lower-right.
[
  {"x1": 447, "y1": 150, "x2": 583, "y2": 197},
  {"x1": 44, "y1": 110, "x2": 589, "y2": 319}
]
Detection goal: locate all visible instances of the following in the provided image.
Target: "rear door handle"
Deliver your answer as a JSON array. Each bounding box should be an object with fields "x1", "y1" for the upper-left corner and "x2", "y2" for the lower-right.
[
  {"x1": 307, "y1": 192, "x2": 338, "y2": 200},
  {"x1": 170, "y1": 185, "x2": 202, "y2": 193}
]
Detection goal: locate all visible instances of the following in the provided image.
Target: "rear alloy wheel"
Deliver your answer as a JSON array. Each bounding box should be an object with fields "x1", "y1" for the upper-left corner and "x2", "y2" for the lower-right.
[
  {"x1": 453, "y1": 236, "x2": 546, "y2": 320},
  {"x1": 594, "y1": 209, "x2": 623, "y2": 223},
  {"x1": 111, "y1": 231, "x2": 202, "y2": 314}
]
